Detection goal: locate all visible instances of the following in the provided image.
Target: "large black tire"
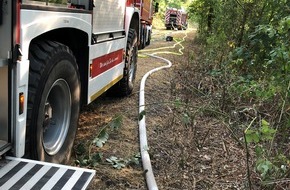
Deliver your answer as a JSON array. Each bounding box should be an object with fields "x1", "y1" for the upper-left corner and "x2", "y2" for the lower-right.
[
  {"x1": 142, "y1": 27, "x2": 147, "y2": 48},
  {"x1": 109, "y1": 28, "x2": 138, "y2": 96},
  {"x1": 139, "y1": 26, "x2": 146, "y2": 49},
  {"x1": 27, "y1": 40, "x2": 80, "y2": 164},
  {"x1": 146, "y1": 30, "x2": 151, "y2": 46}
]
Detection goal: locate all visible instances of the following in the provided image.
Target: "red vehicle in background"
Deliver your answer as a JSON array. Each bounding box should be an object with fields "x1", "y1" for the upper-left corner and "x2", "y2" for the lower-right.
[
  {"x1": 133, "y1": 0, "x2": 155, "y2": 48},
  {"x1": 165, "y1": 7, "x2": 188, "y2": 30}
]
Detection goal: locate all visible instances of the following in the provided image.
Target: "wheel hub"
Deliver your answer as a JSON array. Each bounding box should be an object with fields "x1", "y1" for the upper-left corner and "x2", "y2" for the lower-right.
[{"x1": 42, "y1": 79, "x2": 71, "y2": 156}]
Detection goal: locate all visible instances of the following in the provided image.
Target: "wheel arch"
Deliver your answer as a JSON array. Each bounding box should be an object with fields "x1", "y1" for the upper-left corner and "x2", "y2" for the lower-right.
[
  {"x1": 129, "y1": 13, "x2": 140, "y2": 40},
  {"x1": 28, "y1": 28, "x2": 89, "y2": 105},
  {"x1": 125, "y1": 7, "x2": 140, "y2": 47}
]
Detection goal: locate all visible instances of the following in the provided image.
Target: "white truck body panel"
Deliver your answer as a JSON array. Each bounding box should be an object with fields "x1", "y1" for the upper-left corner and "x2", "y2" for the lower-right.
[
  {"x1": 92, "y1": 0, "x2": 126, "y2": 34},
  {"x1": 88, "y1": 38, "x2": 126, "y2": 103},
  {"x1": 15, "y1": 60, "x2": 30, "y2": 157},
  {"x1": 20, "y1": 9, "x2": 92, "y2": 60}
]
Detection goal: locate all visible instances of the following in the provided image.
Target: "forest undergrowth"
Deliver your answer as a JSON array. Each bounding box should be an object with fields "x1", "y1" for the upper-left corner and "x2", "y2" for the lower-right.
[{"x1": 187, "y1": 0, "x2": 290, "y2": 189}]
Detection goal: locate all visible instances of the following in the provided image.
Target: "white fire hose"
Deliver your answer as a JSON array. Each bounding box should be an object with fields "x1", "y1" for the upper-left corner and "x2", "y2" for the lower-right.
[{"x1": 138, "y1": 32, "x2": 188, "y2": 190}]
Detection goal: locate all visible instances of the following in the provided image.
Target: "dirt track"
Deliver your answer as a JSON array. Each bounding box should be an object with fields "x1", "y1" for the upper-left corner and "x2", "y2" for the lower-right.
[{"x1": 72, "y1": 28, "x2": 247, "y2": 190}]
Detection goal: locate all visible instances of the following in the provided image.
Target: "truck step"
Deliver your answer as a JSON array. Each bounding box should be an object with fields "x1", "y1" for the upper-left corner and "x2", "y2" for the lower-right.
[{"x1": 0, "y1": 156, "x2": 95, "y2": 190}]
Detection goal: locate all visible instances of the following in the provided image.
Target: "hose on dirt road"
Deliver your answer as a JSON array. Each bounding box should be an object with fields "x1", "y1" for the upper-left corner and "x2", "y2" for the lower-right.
[{"x1": 138, "y1": 32, "x2": 188, "y2": 190}]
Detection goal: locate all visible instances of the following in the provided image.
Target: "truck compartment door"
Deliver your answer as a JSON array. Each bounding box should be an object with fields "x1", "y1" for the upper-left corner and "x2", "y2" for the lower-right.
[
  {"x1": 92, "y1": 0, "x2": 126, "y2": 34},
  {"x1": 0, "y1": 0, "x2": 12, "y2": 154}
]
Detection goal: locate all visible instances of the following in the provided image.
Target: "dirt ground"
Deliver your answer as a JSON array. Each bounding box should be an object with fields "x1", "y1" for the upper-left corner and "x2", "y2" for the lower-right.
[{"x1": 71, "y1": 28, "x2": 249, "y2": 189}]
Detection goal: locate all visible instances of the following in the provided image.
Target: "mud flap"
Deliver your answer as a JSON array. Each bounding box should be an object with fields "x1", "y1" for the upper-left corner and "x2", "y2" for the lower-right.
[{"x1": 0, "y1": 157, "x2": 95, "y2": 190}]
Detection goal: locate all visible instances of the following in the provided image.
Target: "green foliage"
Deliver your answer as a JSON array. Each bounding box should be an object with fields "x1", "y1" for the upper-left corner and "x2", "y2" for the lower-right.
[
  {"x1": 189, "y1": 0, "x2": 290, "y2": 187},
  {"x1": 244, "y1": 119, "x2": 290, "y2": 181},
  {"x1": 174, "y1": 98, "x2": 182, "y2": 109},
  {"x1": 93, "y1": 128, "x2": 109, "y2": 148},
  {"x1": 75, "y1": 143, "x2": 103, "y2": 167},
  {"x1": 106, "y1": 156, "x2": 126, "y2": 169},
  {"x1": 75, "y1": 142, "x2": 87, "y2": 155},
  {"x1": 93, "y1": 114, "x2": 123, "y2": 147},
  {"x1": 181, "y1": 112, "x2": 191, "y2": 125},
  {"x1": 138, "y1": 110, "x2": 146, "y2": 121},
  {"x1": 256, "y1": 159, "x2": 277, "y2": 179},
  {"x1": 155, "y1": 0, "x2": 192, "y2": 20},
  {"x1": 231, "y1": 16, "x2": 290, "y2": 82},
  {"x1": 109, "y1": 115, "x2": 123, "y2": 130},
  {"x1": 74, "y1": 115, "x2": 124, "y2": 167},
  {"x1": 106, "y1": 153, "x2": 141, "y2": 169},
  {"x1": 156, "y1": 0, "x2": 190, "y2": 9},
  {"x1": 190, "y1": 0, "x2": 290, "y2": 125},
  {"x1": 245, "y1": 120, "x2": 276, "y2": 143}
]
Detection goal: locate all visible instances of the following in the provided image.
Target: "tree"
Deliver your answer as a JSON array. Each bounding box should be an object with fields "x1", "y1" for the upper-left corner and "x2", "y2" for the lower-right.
[{"x1": 189, "y1": 0, "x2": 290, "y2": 187}]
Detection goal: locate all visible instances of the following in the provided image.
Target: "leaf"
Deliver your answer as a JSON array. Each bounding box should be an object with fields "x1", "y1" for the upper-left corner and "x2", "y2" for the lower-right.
[
  {"x1": 260, "y1": 120, "x2": 276, "y2": 141},
  {"x1": 109, "y1": 115, "x2": 123, "y2": 130},
  {"x1": 106, "y1": 158, "x2": 113, "y2": 163},
  {"x1": 182, "y1": 113, "x2": 191, "y2": 125},
  {"x1": 113, "y1": 163, "x2": 126, "y2": 170},
  {"x1": 245, "y1": 129, "x2": 260, "y2": 143},
  {"x1": 93, "y1": 129, "x2": 109, "y2": 148},
  {"x1": 255, "y1": 146, "x2": 264, "y2": 157},
  {"x1": 111, "y1": 156, "x2": 118, "y2": 161},
  {"x1": 174, "y1": 99, "x2": 182, "y2": 108},
  {"x1": 138, "y1": 110, "x2": 146, "y2": 121},
  {"x1": 127, "y1": 153, "x2": 141, "y2": 166},
  {"x1": 261, "y1": 119, "x2": 270, "y2": 127},
  {"x1": 256, "y1": 159, "x2": 273, "y2": 179},
  {"x1": 75, "y1": 143, "x2": 87, "y2": 155},
  {"x1": 106, "y1": 156, "x2": 127, "y2": 170},
  {"x1": 91, "y1": 153, "x2": 103, "y2": 163},
  {"x1": 129, "y1": 157, "x2": 140, "y2": 165}
]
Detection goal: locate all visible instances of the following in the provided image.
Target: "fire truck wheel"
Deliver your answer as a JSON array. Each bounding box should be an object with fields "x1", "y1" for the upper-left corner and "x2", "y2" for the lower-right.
[
  {"x1": 139, "y1": 26, "x2": 145, "y2": 49},
  {"x1": 27, "y1": 40, "x2": 80, "y2": 164},
  {"x1": 109, "y1": 28, "x2": 137, "y2": 96},
  {"x1": 146, "y1": 30, "x2": 151, "y2": 46},
  {"x1": 142, "y1": 27, "x2": 147, "y2": 48}
]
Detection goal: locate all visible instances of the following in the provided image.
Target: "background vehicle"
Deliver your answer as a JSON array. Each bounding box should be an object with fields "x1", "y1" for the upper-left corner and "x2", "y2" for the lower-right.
[
  {"x1": 134, "y1": 0, "x2": 155, "y2": 49},
  {"x1": 165, "y1": 7, "x2": 188, "y2": 30}
]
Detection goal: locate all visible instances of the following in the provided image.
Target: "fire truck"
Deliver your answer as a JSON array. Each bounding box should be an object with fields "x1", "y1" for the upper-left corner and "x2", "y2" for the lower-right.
[
  {"x1": 0, "y1": 0, "x2": 155, "y2": 188},
  {"x1": 135, "y1": 0, "x2": 154, "y2": 49},
  {"x1": 165, "y1": 7, "x2": 188, "y2": 30}
]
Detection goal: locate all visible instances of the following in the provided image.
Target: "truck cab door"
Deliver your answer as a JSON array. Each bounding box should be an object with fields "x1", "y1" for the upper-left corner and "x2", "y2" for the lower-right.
[{"x1": 0, "y1": 0, "x2": 13, "y2": 155}]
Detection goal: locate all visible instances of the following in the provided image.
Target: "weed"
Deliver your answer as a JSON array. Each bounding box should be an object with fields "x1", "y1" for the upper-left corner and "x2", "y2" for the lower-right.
[
  {"x1": 74, "y1": 115, "x2": 123, "y2": 167},
  {"x1": 106, "y1": 153, "x2": 141, "y2": 170}
]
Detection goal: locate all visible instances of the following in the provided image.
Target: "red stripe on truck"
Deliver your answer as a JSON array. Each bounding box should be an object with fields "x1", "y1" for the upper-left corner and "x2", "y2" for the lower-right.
[{"x1": 91, "y1": 49, "x2": 124, "y2": 78}]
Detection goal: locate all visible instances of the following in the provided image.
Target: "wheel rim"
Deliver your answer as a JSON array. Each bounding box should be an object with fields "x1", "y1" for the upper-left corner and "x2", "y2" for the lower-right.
[{"x1": 42, "y1": 79, "x2": 71, "y2": 155}]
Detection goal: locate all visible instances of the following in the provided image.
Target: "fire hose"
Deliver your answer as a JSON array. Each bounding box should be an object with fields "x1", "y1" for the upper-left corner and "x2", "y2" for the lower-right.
[{"x1": 138, "y1": 31, "x2": 188, "y2": 190}]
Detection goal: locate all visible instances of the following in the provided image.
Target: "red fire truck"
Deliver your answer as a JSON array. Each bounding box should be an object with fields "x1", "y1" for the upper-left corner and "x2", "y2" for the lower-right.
[
  {"x1": 0, "y1": 0, "x2": 155, "y2": 188},
  {"x1": 165, "y1": 7, "x2": 188, "y2": 30},
  {"x1": 135, "y1": 0, "x2": 154, "y2": 48}
]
